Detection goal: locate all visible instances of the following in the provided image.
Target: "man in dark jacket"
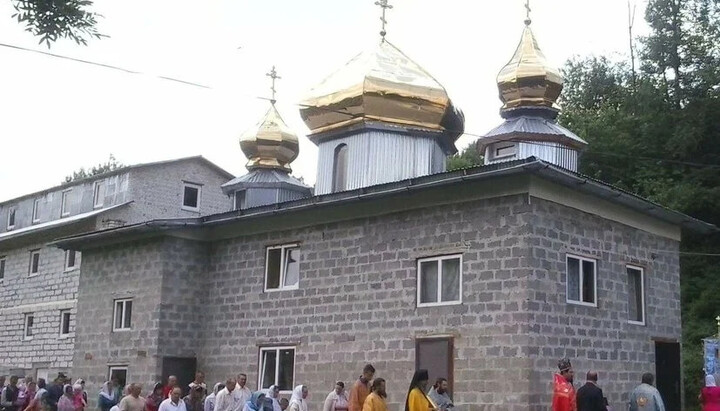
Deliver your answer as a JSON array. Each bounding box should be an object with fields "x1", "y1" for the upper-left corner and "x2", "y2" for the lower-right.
[
  {"x1": 45, "y1": 373, "x2": 67, "y2": 411},
  {"x1": 0, "y1": 376, "x2": 19, "y2": 411},
  {"x1": 576, "y1": 371, "x2": 606, "y2": 411}
]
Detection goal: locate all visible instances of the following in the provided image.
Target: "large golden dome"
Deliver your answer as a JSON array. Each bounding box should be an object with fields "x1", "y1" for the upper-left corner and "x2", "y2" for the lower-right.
[
  {"x1": 497, "y1": 22, "x2": 563, "y2": 111},
  {"x1": 299, "y1": 40, "x2": 463, "y2": 140},
  {"x1": 239, "y1": 104, "x2": 299, "y2": 172}
]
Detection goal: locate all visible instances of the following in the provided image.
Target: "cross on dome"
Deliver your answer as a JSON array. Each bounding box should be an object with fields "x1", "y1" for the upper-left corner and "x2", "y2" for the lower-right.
[
  {"x1": 375, "y1": 0, "x2": 393, "y2": 41},
  {"x1": 266, "y1": 65, "x2": 281, "y2": 104}
]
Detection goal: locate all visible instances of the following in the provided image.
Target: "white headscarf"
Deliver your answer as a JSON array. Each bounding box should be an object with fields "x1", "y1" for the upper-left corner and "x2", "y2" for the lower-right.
[
  {"x1": 289, "y1": 386, "x2": 307, "y2": 411},
  {"x1": 264, "y1": 386, "x2": 281, "y2": 411},
  {"x1": 707, "y1": 375, "x2": 717, "y2": 387},
  {"x1": 99, "y1": 382, "x2": 114, "y2": 400}
]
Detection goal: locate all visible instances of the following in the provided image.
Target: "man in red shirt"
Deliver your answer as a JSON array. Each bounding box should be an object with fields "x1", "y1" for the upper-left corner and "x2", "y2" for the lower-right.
[
  {"x1": 163, "y1": 376, "x2": 178, "y2": 399},
  {"x1": 552, "y1": 358, "x2": 576, "y2": 411}
]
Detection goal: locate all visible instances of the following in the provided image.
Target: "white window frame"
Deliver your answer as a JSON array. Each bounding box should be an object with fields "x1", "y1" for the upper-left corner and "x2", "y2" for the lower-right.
[
  {"x1": 28, "y1": 250, "x2": 40, "y2": 277},
  {"x1": 64, "y1": 250, "x2": 79, "y2": 272},
  {"x1": 181, "y1": 182, "x2": 202, "y2": 212},
  {"x1": 257, "y1": 346, "x2": 296, "y2": 394},
  {"x1": 416, "y1": 254, "x2": 463, "y2": 308},
  {"x1": 93, "y1": 180, "x2": 105, "y2": 209},
  {"x1": 566, "y1": 254, "x2": 598, "y2": 307},
  {"x1": 627, "y1": 264, "x2": 646, "y2": 325},
  {"x1": 6, "y1": 207, "x2": 16, "y2": 230},
  {"x1": 108, "y1": 366, "x2": 128, "y2": 387},
  {"x1": 112, "y1": 298, "x2": 133, "y2": 331},
  {"x1": 32, "y1": 198, "x2": 41, "y2": 223},
  {"x1": 59, "y1": 309, "x2": 72, "y2": 337},
  {"x1": 264, "y1": 244, "x2": 300, "y2": 292},
  {"x1": 61, "y1": 189, "x2": 71, "y2": 217},
  {"x1": 493, "y1": 143, "x2": 517, "y2": 160},
  {"x1": 23, "y1": 313, "x2": 34, "y2": 340},
  {"x1": 0, "y1": 256, "x2": 5, "y2": 284}
]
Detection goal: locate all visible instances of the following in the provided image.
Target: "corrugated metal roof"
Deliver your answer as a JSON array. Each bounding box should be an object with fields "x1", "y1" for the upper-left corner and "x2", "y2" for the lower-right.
[
  {"x1": 479, "y1": 115, "x2": 587, "y2": 149},
  {"x1": 221, "y1": 169, "x2": 311, "y2": 190}
]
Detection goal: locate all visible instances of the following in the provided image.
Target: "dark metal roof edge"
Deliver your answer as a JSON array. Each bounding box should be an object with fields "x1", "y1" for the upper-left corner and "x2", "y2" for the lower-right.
[{"x1": 51, "y1": 217, "x2": 202, "y2": 248}]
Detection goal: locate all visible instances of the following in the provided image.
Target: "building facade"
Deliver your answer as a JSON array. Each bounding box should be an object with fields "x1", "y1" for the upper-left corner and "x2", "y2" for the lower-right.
[{"x1": 0, "y1": 156, "x2": 234, "y2": 379}]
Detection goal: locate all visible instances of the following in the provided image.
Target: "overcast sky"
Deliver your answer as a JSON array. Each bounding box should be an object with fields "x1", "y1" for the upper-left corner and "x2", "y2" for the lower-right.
[{"x1": 0, "y1": 0, "x2": 648, "y2": 202}]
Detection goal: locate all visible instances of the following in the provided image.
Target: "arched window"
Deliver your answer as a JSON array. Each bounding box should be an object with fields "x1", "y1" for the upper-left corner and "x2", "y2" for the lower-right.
[{"x1": 332, "y1": 144, "x2": 348, "y2": 192}]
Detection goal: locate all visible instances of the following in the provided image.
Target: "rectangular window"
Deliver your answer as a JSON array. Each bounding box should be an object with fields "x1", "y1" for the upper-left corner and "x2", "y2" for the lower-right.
[
  {"x1": 182, "y1": 183, "x2": 201, "y2": 211},
  {"x1": 29, "y1": 250, "x2": 40, "y2": 276},
  {"x1": 61, "y1": 190, "x2": 71, "y2": 217},
  {"x1": 566, "y1": 255, "x2": 597, "y2": 306},
  {"x1": 7, "y1": 208, "x2": 15, "y2": 230},
  {"x1": 265, "y1": 244, "x2": 300, "y2": 291},
  {"x1": 234, "y1": 191, "x2": 245, "y2": 211},
  {"x1": 24, "y1": 313, "x2": 34, "y2": 339},
  {"x1": 59, "y1": 310, "x2": 71, "y2": 336},
  {"x1": 64, "y1": 250, "x2": 78, "y2": 271},
  {"x1": 113, "y1": 299, "x2": 133, "y2": 331},
  {"x1": 108, "y1": 367, "x2": 128, "y2": 389},
  {"x1": 417, "y1": 255, "x2": 462, "y2": 307},
  {"x1": 32, "y1": 199, "x2": 41, "y2": 223},
  {"x1": 494, "y1": 143, "x2": 517, "y2": 159},
  {"x1": 0, "y1": 257, "x2": 5, "y2": 283},
  {"x1": 93, "y1": 181, "x2": 106, "y2": 208},
  {"x1": 258, "y1": 347, "x2": 295, "y2": 392},
  {"x1": 627, "y1": 265, "x2": 645, "y2": 325}
]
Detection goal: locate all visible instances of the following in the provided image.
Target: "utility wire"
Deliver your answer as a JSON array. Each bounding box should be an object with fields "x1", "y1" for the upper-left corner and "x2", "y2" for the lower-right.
[{"x1": 3, "y1": 42, "x2": 720, "y2": 170}]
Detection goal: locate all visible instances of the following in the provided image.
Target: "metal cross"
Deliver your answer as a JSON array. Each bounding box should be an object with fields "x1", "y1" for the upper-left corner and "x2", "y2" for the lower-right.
[
  {"x1": 524, "y1": 0, "x2": 532, "y2": 25},
  {"x1": 266, "y1": 66, "x2": 281, "y2": 104},
  {"x1": 375, "y1": 0, "x2": 393, "y2": 41}
]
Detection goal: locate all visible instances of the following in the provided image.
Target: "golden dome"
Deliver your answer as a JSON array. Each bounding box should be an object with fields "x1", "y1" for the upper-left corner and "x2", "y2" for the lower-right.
[
  {"x1": 299, "y1": 40, "x2": 463, "y2": 140},
  {"x1": 497, "y1": 22, "x2": 563, "y2": 111},
  {"x1": 239, "y1": 104, "x2": 299, "y2": 172}
]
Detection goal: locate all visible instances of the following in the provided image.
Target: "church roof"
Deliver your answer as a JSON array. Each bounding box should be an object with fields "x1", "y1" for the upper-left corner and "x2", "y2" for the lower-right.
[
  {"x1": 52, "y1": 158, "x2": 717, "y2": 251},
  {"x1": 222, "y1": 168, "x2": 311, "y2": 194},
  {"x1": 478, "y1": 111, "x2": 588, "y2": 151},
  {"x1": 239, "y1": 104, "x2": 300, "y2": 173}
]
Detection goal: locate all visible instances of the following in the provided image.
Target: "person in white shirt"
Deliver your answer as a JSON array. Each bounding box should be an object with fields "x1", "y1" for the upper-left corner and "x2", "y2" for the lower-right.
[
  {"x1": 159, "y1": 388, "x2": 187, "y2": 411},
  {"x1": 232, "y1": 375, "x2": 251, "y2": 407},
  {"x1": 214, "y1": 379, "x2": 241, "y2": 411},
  {"x1": 204, "y1": 383, "x2": 225, "y2": 411}
]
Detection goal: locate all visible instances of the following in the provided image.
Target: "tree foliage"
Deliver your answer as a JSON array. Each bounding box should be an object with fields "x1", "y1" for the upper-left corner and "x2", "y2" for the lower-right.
[
  {"x1": 11, "y1": 0, "x2": 104, "y2": 47},
  {"x1": 556, "y1": 1, "x2": 720, "y2": 407},
  {"x1": 447, "y1": 144, "x2": 484, "y2": 171},
  {"x1": 64, "y1": 154, "x2": 123, "y2": 183}
]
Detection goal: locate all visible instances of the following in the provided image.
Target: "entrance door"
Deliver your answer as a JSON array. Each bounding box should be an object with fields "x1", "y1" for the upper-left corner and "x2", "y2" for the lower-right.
[
  {"x1": 415, "y1": 337, "x2": 454, "y2": 396},
  {"x1": 161, "y1": 357, "x2": 197, "y2": 396},
  {"x1": 655, "y1": 341, "x2": 681, "y2": 411}
]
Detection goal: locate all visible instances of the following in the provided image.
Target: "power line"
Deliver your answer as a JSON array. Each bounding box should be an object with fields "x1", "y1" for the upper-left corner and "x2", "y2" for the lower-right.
[{"x1": 2, "y1": 41, "x2": 720, "y2": 170}]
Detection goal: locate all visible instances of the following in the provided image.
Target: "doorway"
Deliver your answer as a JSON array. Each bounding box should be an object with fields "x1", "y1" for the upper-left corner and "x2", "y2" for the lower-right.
[
  {"x1": 161, "y1": 357, "x2": 197, "y2": 396},
  {"x1": 415, "y1": 337, "x2": 454, "y2": 396},
  {"x1": 655, "y1": 341, "x2": 681, "y2": 411}
]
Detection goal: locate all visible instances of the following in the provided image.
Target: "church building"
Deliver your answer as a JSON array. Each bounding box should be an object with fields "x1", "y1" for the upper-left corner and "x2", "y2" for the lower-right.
[{"x1": 52, "y1": 7, "x2": 714, "y2": 411}]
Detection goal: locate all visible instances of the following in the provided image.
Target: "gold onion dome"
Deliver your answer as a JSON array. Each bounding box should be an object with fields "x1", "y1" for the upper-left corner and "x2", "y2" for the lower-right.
[
  {"x1": 497, "y1": 21, "x2": 563, "y2": 112},
  {"x1": 299, "y1": 40, "x2": 464, "y2": 141},
  {"x1": 239, "y1": 104, "x2": 299, "y2": 173}
]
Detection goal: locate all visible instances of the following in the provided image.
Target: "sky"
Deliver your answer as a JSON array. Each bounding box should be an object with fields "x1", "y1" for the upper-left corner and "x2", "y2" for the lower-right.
[{"x1": 0, "y1": 0, "x2": 649, "y2": 202}]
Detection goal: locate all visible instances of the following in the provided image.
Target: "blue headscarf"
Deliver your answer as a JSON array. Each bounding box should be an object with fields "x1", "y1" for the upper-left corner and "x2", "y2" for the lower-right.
[{"x1": 246, "y1": 391, "x2": 266, "y2": 411}]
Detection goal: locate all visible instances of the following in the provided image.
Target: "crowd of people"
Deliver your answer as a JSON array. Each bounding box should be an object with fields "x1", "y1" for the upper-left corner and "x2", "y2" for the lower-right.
[{"x1": 0, "y1": 373, "x2": 89, "y2": 411}]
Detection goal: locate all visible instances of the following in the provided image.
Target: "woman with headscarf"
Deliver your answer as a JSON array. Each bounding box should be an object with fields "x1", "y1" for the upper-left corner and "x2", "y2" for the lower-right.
[
  {"x1": 73, "y1": 381, "x2": 87, "y2": 407},
  {"x1": 57, "y1": 386, "x2": 76, "y2": 411},
  {"x1": 241, "y1": 392, "x2": 266, "y2": 411},
  {"x1": 72, "y1": 384, "x2": 86, "y2": 411},
  {"x1": 405, "y1": 371, "x2": 436, "y2": 411},
  {"x1": 700, "y1": 375, "x2": 720, "y2": 411},
  {"x1": 203, "y1": 383, "x2": 224, "y2": 411},
  {"x1": 287, "y1": 386, "x2": 308, "y2": 411},
  {"x1": 99, "y1": 382, "x2": 118, "y2": 411},
  {"x1": 20, "y1": 382, "x2": 37, "y2": 411},
  {"x1": 323, "y1": 382, "x2": 348, "y2": 411},
  {"x1": 145, "y1": 383, "x2": 165, "y2": 411},
  {"x1": 261, "y1": 386, "x2": 280, "y2": 411}
]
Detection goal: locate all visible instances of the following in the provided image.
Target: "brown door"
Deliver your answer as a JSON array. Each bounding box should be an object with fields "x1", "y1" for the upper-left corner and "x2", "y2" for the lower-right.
[{"x1": 415, "y1": 337, "x2": 454, "y2": 396}]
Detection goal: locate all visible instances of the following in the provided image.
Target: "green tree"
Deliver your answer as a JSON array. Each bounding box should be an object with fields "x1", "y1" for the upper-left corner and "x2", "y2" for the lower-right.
[
  {"x1": 64, "y1": 154, "x2": 123, "y2": 183},
  {"x1": 11, "y1": 0, "x2": 103, "y2": 46},
  {"x1": 447, "y1": 144, "x2": 483, "y2": 171}
]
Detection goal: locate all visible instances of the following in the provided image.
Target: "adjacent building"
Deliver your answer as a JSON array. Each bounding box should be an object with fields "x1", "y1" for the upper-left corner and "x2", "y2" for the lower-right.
[{"x1": 0, "y1": 156, "x2": 234, "y2": 380}]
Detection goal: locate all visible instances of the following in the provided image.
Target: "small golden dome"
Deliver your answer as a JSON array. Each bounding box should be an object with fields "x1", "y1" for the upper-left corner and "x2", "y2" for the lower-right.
[
  {"x1": 239, "y1": 104, "x2": 299, "y2": 172},
  {"x1": 299, "y1": 40, "x2": 463, "y2": 140},
  {"x1": 497, "y1": 22, "x2": 563, "y2": 111}
]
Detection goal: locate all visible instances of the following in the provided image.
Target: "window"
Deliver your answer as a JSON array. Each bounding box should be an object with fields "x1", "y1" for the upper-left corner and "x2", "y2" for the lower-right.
[
  {"x1": 182, "y1": 182, "x2": 201, "y2": 211},
  {"x1": 417, "y1": 255, "x2": 462, "y2": 307},
  {"x1": 59, "y1": 310, "x2": 71, "y2": 336},
  {"x1": 0, "y1": 257, "x2": 5, "y2": 283},
  {"x1": 64, "y1": 250, "x2": 78, "y2": 271},
  {"x1": 32, "y1": 199, "x2": 41, "y2": 223},
  {"x1": 566, "y1": 255, "x2": 597, "y2": 306},
  {"x1": 234, "y1": 190, "x2": 245, "y2": 211},
  {"x1": 28, "y1": 250, "x2": 40, "y2": 276},
  {"x1": 332, "y1": 144, "x2": 348, "y2": 192},
  {"x1": 258, "y1": 347, "x2": 295, "y2": 392},
  {"x1": 265, "y1": 244, "x2": 300, "y2": 291},
  {"x1": 627, "y1": 265, "x2": 645, "y2": 324},
  {"x1": 108, "y1": 367, "x2": 128, "y2": 389},
  {"x1": 494, "y1": 143, "x2": 517, "y2": 159},
  {"x1": 7, "y1": 208, "x2": 15, "y2": 230},
  {"x1": 61, "y1": 190, "x2": 71, "y2": 217},
  {"x1": 113, "y1": 299, "x2": 133, "y2": 331},
  {"x1": 93, "y1": 180, "x2": 106, "y2": 208},
  {"x1": 24, "y1": 314, "x2": 34, "y2": 340}
]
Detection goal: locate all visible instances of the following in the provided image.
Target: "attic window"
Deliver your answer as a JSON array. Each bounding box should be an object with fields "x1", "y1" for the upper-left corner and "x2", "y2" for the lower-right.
[
  {"x1": 494, "y1": 143, "x2": 517, "y2": 159},
  {"x1": 182, "y1": 183, "x2": 201, "y2": 212}
]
